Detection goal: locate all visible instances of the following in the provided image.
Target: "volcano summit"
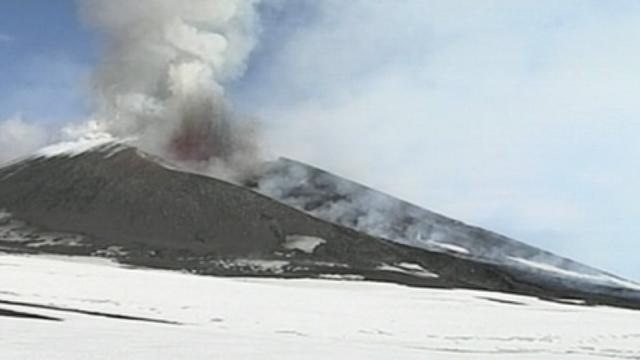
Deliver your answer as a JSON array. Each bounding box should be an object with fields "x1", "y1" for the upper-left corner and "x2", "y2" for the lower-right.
[{"x1": 0, "y1": 138, "x2": 639, "y2": 310}]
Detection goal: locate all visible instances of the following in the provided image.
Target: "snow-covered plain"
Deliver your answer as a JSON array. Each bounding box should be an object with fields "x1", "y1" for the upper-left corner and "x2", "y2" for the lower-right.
[{"x1": 1, "y1": 254, "x2": 639, "y2": 359}]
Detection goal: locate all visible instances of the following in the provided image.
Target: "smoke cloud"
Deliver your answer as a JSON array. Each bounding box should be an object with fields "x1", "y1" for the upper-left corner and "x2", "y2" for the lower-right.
[
  {"x1": 1, "y1": 1, "x2": 638, "y2": 280},
  {"x1": 78, "y1": 0, "x2": 262, "y2": 180},
  {"x1": 229, "y1": 1, "x2": 640, "y2": 280},
  {"x1": 0, "y1": 116, "x2": 48, "y2": 165}
]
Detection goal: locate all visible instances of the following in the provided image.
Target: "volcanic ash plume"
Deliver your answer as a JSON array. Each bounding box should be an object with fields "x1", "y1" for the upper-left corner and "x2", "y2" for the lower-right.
[{"x1": 78, "y1": 0, "x2": 261, "y2": 180}]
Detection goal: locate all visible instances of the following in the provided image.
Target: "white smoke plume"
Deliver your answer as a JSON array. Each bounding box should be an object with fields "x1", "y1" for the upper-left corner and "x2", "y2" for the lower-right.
[
  {"x1": 77, "y1": 0, "x2": 262, "y2": 181},
  {"x1": 0, "y1": 116, "x2": 48, "y2": 165}
]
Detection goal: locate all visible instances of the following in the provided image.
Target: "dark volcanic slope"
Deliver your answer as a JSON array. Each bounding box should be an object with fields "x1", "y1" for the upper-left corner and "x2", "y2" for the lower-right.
[
  {"x1": 253, "y1": 159, "x2": 640, "y2": 307},
  {"x1": 1, "y1": 143, "x2": 639, "y2": 310},
  {"x1": 249, "y1": 159, "x2": 634, "y2": 284}
]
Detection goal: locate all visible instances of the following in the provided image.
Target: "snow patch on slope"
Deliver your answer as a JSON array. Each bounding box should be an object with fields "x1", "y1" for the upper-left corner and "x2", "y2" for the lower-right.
[
  {"x1": 0, "y1": 210, "x2": 11, "y2": 222},
  {"x1": 34, "y1": 133, "x2": 127, "y2": 159},
  {"x1": 509, "y1": 257, "x2": 640, "y2": 291},
  {"x1": 377, "y1": 263, "x2": 439, "y2": 278},
  {"x1": 283, "y1": 235, "x2": 326, "y2": 254},
  {"x1": 428, "y1": 241, "x2": 470, "y2": 255},
  {"x1": 213, "y1": 259, "x2": 290, "y2": 274}
]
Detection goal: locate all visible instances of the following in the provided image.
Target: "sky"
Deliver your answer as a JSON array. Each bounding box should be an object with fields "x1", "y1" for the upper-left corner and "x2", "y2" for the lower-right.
[{"x1": 1, "y1": 0, "x2": 639, "y2": 280}]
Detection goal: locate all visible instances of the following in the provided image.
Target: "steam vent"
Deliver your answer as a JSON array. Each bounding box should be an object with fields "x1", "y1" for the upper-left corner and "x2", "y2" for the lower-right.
[{"x1": 1, "y1": 140, "x2": 640, "y2": 310}]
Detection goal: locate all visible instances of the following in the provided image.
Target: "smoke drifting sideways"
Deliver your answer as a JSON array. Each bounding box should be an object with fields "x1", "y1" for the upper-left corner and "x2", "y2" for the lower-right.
[
  {"x1": 0, "y1": 116, "x2": 49, "y2": 165},
  {"x1": 77, "y1": 0, "x2": 262, "y2": 181}
]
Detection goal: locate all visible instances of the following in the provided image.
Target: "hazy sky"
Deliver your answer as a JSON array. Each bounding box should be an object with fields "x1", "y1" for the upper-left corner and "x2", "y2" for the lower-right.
[{"x1": 1, "y1": 0, "x2": 639, "y2": 280}]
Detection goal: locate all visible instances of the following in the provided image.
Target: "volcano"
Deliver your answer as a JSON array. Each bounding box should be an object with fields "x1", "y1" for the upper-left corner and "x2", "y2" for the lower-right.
[{"x1": 1, "y1": 138, "x2": 639, "y2": 310}]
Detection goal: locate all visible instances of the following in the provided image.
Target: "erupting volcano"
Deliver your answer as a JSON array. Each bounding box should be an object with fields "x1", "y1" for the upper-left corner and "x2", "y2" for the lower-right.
[
  {"x1": 4, "y1": 0, "x2": 640, "y2": 359},
  {"x1": 1, "y1": 139, "x2": 640, "y2": 311},
  {"x1": 169, "y1": 118, "x2": 225, "y2": 162}
]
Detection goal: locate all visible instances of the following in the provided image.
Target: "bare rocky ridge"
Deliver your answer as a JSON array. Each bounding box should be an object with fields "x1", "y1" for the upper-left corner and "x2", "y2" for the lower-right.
[{"x1": 1, "y1": 143, "x2": 639, "y2": 310}]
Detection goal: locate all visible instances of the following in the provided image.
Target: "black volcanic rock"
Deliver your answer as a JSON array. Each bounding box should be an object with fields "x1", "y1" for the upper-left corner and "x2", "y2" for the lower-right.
[
  {"x1": 1, "y1": 142, "x2": 640, "y2": 310},
  {"x1": 1, "y1": 147, "x2": 310, "y2": 256}
]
